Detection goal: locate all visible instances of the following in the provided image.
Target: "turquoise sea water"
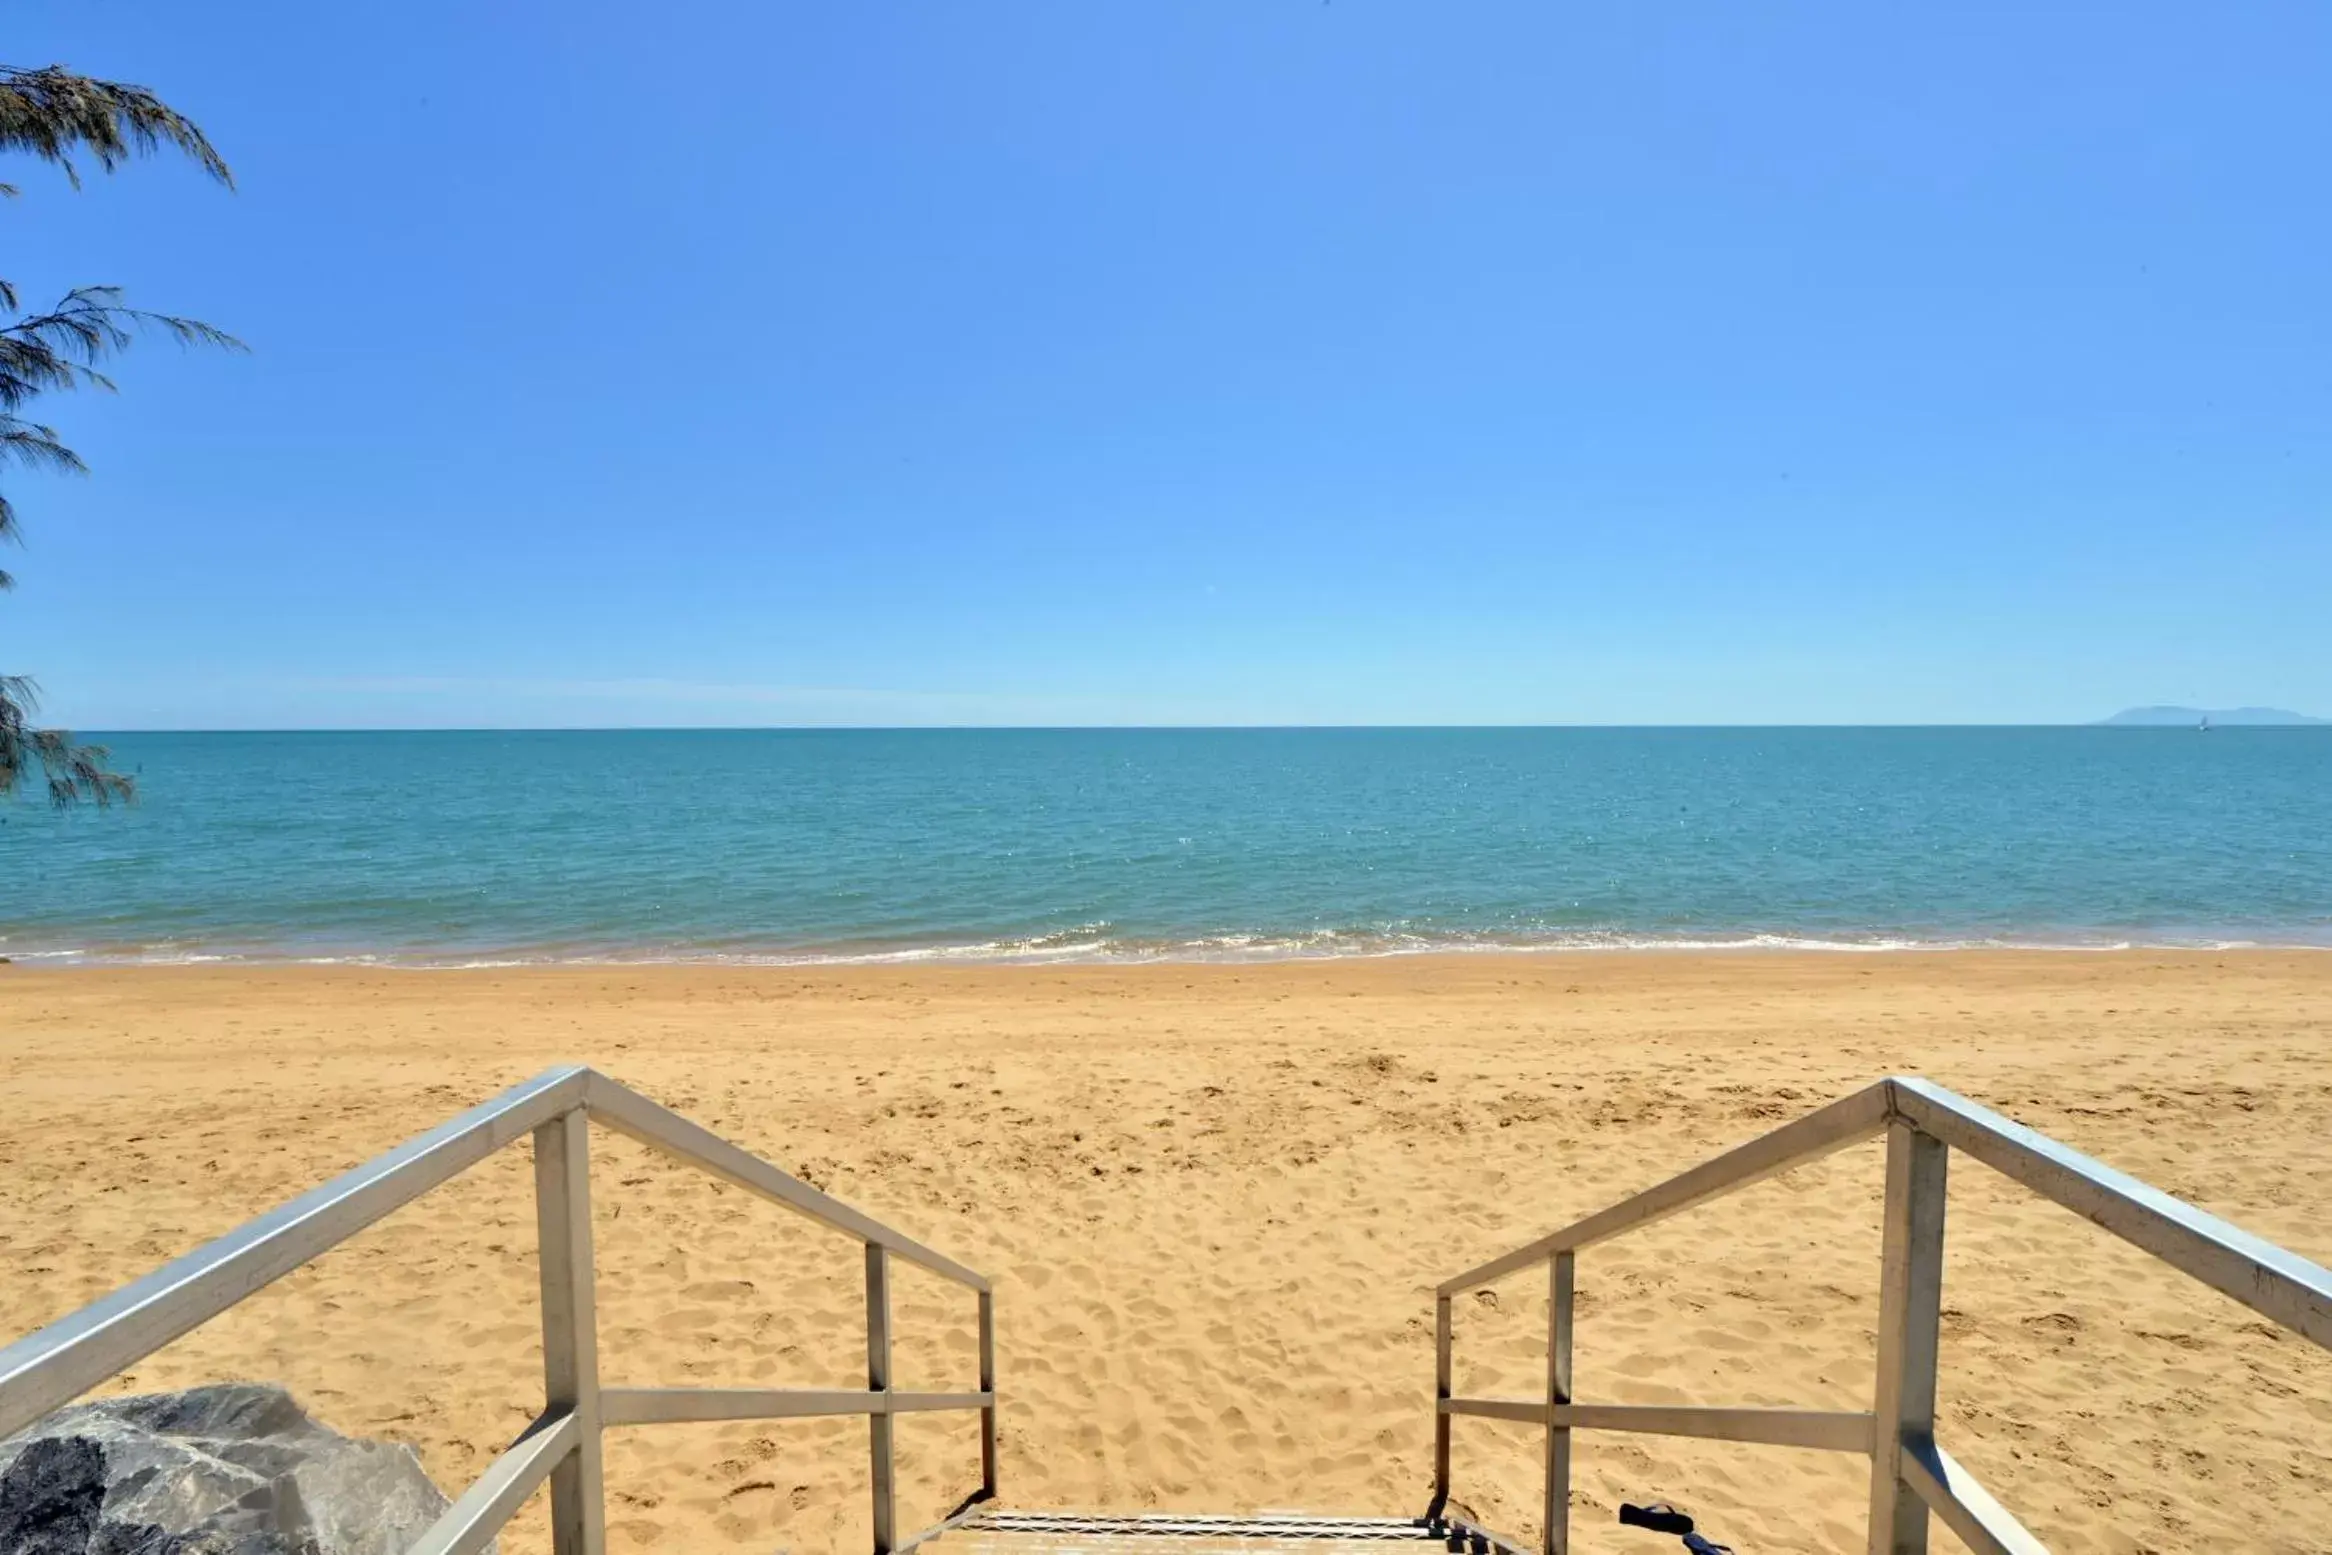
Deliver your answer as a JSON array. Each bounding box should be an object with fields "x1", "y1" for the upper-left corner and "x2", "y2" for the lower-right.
[{"x1": 4, "y1": 729, "x2": 2330, "y2": 964}]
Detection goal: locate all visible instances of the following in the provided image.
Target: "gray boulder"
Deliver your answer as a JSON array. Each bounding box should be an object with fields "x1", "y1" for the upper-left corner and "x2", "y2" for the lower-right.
[{"x1": 0, "y1": 1384, "x2": 460, "y2": 1555}]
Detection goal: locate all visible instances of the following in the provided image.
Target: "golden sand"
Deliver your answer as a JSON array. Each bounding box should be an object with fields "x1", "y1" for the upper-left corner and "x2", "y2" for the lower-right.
[{"x1": 3, "y1": 953, "x2": 2328, "y2": 1554}]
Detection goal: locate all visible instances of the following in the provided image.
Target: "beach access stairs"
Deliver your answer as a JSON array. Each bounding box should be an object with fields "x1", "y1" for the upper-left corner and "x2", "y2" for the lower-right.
[{"x1": 1, "y1": 1067, "x2": 2326, "y2": 1555}]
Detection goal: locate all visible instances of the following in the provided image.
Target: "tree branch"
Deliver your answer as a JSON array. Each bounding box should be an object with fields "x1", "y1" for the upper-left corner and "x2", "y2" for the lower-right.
[{"x1": 0, "y1": 64, "x2": 232, "y2": 188}]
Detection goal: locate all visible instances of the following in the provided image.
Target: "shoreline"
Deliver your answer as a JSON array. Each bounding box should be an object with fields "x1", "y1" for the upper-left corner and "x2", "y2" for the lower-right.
[{"x1": 9, "y1": 931, "x2": 2332, "y2": 970}]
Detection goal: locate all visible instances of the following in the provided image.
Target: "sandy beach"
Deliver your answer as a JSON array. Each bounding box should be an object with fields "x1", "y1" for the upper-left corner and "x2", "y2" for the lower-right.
[{"x1": 2, "y1": 952, "x2": 2328, "y2": 1554}]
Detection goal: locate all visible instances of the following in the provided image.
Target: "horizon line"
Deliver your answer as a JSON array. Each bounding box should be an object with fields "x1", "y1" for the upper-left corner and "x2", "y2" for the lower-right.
[{"x1": 62, "y1": 721, "x2": 2332, "y2": 735}]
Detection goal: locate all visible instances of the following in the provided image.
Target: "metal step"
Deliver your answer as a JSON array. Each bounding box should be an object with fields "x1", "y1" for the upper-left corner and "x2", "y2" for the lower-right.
[{"x1": 936, "y1": 1512, "x2": 1478, "y2": 1555}]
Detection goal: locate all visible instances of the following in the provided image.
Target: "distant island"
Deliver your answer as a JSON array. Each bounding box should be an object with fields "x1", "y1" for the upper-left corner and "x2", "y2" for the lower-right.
[{"x1": 2098, "y1": 706, "x2": 2330, "y2": 727}]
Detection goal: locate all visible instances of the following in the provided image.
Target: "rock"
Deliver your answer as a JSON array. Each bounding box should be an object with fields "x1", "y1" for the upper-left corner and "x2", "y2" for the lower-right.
[
  {"x1": 0, "y1": 1384, "x2": 465, "y2": 1555},
  {"x1": 0, "y1": 1437, "x2": 110, "y2": 1555}
]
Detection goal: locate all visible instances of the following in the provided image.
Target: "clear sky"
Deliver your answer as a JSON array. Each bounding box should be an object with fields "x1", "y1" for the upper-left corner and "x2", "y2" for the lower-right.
[{"x1": 7, "y1": 2, "x2": 2328, "y2": 727}]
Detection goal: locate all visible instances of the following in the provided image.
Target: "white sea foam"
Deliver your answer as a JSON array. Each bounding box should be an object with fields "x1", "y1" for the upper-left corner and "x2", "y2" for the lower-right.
[{"x1": 9, "y1": 926, "x2": 2320, "y2": 970}]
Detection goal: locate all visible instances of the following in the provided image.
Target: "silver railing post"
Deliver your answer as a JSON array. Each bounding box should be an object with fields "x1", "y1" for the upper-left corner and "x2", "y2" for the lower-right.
[
  {"x1": 1433, "y1": 1293, "x2": 1453, "y2": 1511},
  {"x1": 1868, "y1": 1122, "x2": 1947, "y2": 1555},
  {"x1": 978, "y1": 1288, "x2": 999, "y2": 1500},
  {"x1": 534, "y1": 1109, "x2": 606, "y2": 1555},
  {"x1": 866, "y1": 1243, "x2": 897, "y2": 1555},
  {"x1": 1543, "y1": 1252, "x2": 1574, "y2": 1555}
]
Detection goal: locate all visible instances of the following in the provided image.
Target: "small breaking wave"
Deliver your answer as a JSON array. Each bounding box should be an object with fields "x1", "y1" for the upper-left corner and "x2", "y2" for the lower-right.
[{"x1": 5, "y1": 924, "x2": 2322, "y2": 969}]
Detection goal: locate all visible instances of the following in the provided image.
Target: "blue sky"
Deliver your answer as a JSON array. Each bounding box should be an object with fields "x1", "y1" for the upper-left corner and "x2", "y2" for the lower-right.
[{"x1": 7, "y1": 2, "x2": 2328, "y2": 727}]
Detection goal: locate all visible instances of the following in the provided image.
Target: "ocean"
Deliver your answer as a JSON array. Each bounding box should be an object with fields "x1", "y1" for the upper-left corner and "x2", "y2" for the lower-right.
[{"x1": 4, "y1": 728, "x2": 2329, "y2": 965}]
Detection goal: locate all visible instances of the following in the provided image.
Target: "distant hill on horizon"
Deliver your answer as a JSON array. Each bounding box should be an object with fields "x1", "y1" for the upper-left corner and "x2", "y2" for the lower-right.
[{"x1": 2099, "y1": 706, "x2": 2329, "y2": 726}]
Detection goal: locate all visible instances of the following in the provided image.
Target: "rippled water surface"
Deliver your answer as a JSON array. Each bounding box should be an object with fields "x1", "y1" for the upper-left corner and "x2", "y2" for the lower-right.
[{"x1": 5, "y1": 728, "x2": 2330, "y2": 963}]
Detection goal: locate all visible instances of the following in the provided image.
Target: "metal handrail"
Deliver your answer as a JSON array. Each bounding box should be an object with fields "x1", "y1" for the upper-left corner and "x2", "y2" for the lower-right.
[
  {"x1": 0, "y1": 1066, "x2": 997, "y2": 1555},
  {"x1": 1431, "y1": 1075, "x2": 2332, "y2": 1555}
]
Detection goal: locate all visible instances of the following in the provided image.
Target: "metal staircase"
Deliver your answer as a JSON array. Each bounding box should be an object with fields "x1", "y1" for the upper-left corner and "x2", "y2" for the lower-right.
[{"x1": 4, "y1": 1068, "x2": 2326, "y2": 1555}]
